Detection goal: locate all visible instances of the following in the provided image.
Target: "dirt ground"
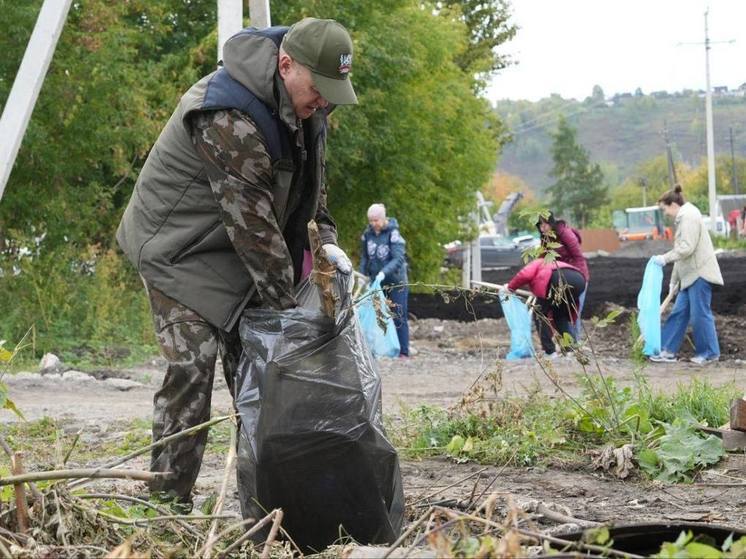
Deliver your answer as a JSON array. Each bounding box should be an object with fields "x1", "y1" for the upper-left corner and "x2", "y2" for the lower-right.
[{"x1": 4, "y1": 307, "x2": 746, "y2": 546}]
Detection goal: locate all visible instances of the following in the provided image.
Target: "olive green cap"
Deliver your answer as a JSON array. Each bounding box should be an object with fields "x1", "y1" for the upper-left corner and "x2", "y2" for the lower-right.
[{"x1": 282, "y1": 18, "x2": 358, "y2": 105}]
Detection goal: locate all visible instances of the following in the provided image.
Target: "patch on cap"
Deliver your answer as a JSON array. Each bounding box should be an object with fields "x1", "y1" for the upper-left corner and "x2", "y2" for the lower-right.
[{"x1": 339, "y1": 53, "x2": 352, "y2": 75}]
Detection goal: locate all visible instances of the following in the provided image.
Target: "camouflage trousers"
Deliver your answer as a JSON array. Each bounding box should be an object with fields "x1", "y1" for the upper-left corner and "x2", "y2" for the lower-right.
[{"x1": 145, "y1": 283, "x2": 242, "y2": 504}]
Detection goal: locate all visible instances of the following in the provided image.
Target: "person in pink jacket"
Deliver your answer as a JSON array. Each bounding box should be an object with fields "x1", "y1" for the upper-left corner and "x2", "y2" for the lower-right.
[
  {"x1": 536, "y1": 212, "x2": 589, "y2": 338},
  {"x1": 507, "y1": 259, "x2": 586, "y2": 357}
]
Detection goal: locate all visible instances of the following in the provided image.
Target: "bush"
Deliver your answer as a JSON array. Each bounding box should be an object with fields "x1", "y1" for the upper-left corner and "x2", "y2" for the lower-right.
[{"x1": 0, "y1": 244, "x2": 155, "y2": 365}]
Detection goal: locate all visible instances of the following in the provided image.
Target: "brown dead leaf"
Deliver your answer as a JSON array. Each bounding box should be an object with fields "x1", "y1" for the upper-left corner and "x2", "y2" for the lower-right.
[{"x1": 592, "y1": 444, "x2": 634, "y2": 479}]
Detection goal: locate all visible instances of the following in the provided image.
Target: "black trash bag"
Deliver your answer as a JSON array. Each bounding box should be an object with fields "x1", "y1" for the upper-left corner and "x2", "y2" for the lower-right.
[{"x1": 235, "y1": 272, "x2": 404, "y2": 552}]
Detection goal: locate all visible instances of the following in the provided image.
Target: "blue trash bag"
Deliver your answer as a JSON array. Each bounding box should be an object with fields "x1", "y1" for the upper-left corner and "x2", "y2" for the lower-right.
[
  {"x1": 637, "y1": 258, "x2": 664, "y2": 356},
  {"x1": 499, "y1": 292, "x2": 534, "y2": 360},
  {"x1": 356, "y1": 278, "x2": 401, "y2": 358}
]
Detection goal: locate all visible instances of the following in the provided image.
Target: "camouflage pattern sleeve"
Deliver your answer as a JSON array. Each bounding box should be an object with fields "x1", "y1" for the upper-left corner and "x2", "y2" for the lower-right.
[
  {"x1": 312, "y1": 132, "x2": 338, "y2": 246},
  {"x1": 191, "y1": 109, "x2": 296, "y2": 310}
]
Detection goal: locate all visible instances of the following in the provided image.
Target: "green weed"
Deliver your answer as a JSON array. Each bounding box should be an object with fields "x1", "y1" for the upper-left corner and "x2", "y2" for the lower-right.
[
  {"x1": 655, "y1": 531, "x2": 746, "y2": 558},
  {"x1": 0, "y1": 245, "x2": 157, "y2": 368},
  {"x1": 711, "y1": 235, "x2": 746, "y2": 250},
  {"x1": 396, "y1": 373, "x2": 737, "y2": 482},
  {"x1": 628, "y1": 311, "x2": 646, "y2": 363},
  {"x1": 206, "y1": 419, "x2": 234, "y2": 455},
  {"x1": 637, "y1": 418, "x2": 725, "y2": 482}
]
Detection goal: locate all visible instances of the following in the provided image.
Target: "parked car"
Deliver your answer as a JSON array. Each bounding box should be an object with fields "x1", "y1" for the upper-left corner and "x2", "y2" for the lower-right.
[{"x1": 443, "y1": 234, "x2": 539, "y2": 270}]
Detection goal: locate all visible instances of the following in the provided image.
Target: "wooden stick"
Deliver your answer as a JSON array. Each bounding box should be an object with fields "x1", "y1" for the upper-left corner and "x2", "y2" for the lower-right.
[
  {"x1": 202, "y1": 419, "x2": 238, "y2": 558},
  {"x1": 260, "y1": 509, "x2": 283, "y2": 559},
  {"x1": 77, "y1": 493, "x2": 202, "y2": 538},
  {"x1": 470, "y1": 280, "x2": 533, "y2": 299},
  {"x1": 412, "y1": 467, "x2": 488, "y2": 505},
  {"x1": 382, "y1": 507, "x2": 434, "y2": 559},
  {"x1": 0, "y1": 434, "x2": 43, "y2": 502},
  {"x1": 195, "y1": 517, "x2": 257, "y2": 556},
  {"x1": 535, "y1": 503, "x2": 600, "y2": 528},
  {"x1": 515, "y1": 527, "x2": 645, "y2": 559},
  {"x1": 11, "y1": 452, "x2": 29, "y2": 534},
  {"x1": 216, "y1": 509, "x2": 280, "y2": 558},
  {"x1": 69, "y1": 414, "x2": 231, "y2": 488},
  {"x1": 53, "y1": 490, "x2": 69, "y2": 547},
  {"x1": 0, "y1": 525, "x2": 28, "y2": 546},
  {"x1": 1, "y1": 468, "x2": 170, "y2": 486},
  {"x1": 433, "y1": 507, "x2": 640, "y2": 559},
  {"x1": 73, "y1": 501, "x2": 234, "y2": 526}
]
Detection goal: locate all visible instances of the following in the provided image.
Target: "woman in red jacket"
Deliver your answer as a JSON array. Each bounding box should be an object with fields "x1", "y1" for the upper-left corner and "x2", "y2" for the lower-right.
[
  {"x1": 507, "y1": 259, "x2": 586, "y2": 357},
  {"x1": 537, "y1": 213, "x2": 589, "y2": 338}
]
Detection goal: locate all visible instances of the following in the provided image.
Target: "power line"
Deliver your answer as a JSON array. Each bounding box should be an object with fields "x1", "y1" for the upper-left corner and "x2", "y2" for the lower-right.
[
  {"x1": 508, "y1": 103, "x2": 607, "y2": 136},
  {"x1": 505, "y1": 98, "x2": 588, "y2": 132}
]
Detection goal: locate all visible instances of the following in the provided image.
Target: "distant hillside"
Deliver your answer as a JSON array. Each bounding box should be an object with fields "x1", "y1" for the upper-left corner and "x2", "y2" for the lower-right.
[{"x1": 495, "y1": 90, "x2": 746, "y2": 193}]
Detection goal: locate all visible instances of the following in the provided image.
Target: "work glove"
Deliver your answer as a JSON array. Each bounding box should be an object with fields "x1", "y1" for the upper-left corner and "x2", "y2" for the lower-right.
[
  {"x1": 652, "y1": 255, "x2": 666, "y2": 266},
  {"x1": 375, "y1": 271, "x2": 385, "y2": 283},
  {"x1": 498, "y1": 286, "x2": 509, "y2": 300},
  {"x1": 321, "y1": 244, "x2": 352, "y2": 274}
]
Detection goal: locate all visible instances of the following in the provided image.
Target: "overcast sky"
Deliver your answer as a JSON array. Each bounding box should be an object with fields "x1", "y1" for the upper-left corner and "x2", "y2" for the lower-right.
[{"x1": 487, "y1": 0, "x2": 746, "y2": 102}]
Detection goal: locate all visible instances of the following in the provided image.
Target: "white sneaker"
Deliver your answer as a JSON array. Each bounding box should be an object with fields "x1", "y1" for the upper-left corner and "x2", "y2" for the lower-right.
[
  {"x1": 650, "y1": 350, "x2": 677, "y2": 363},
  {"x1": 690, "y1": 355, "x2": 719, "y2": 365}
]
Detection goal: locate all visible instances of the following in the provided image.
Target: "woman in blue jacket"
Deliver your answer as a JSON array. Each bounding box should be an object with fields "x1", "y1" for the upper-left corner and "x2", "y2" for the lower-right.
[{"x1": 360, "y1": 203, "x2": 410, "y2": 357}]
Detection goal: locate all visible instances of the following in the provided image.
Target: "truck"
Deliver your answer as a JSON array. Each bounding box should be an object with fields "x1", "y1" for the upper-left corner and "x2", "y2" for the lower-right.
[{"x1": 612, "y1": 206, "x2": 672, "y2": 241}]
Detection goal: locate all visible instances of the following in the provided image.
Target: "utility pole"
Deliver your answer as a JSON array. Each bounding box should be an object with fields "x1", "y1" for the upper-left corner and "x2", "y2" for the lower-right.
[
  {"x1": 704, "y1": 9, "x2": 717, "y2": 230},
  {"x1": 639, "y1": 177, "x2": 648, "y2": 207},
  {"x1": 730, "y1": 127, "x2": 740, "y2": 194},
  {"x1": 663, "y1": 121, "x2": 678, "y2": 188},
  {"x1": 217, "y1": 1, "x2": 272, "y2": 61},
  {"x1": 217, "y1": 0, "x2": 243, "y2": 62},
  {"x1": 677, "y1": 11, "x2": 734, "y2": 231},
  {"x1": 249, "y1": 0, "x2": 272, "y2": 28},
  {"x1": 0, "y1": 0, "x2": 73, "y2": 202}
]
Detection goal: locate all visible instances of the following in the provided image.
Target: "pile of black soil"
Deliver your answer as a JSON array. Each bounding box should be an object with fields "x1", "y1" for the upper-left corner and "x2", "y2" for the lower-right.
[{"x1": 410, "y1": 256, "x2": 746, "y2": 320}]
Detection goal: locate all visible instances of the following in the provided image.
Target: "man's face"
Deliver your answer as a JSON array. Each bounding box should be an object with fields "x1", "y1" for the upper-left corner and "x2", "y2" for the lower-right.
[{"x1": 279, "y1": 55, "x2": 329, "y2": 120}]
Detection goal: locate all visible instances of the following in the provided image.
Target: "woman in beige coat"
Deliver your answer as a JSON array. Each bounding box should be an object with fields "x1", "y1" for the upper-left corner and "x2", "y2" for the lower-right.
[{"x1": 649, "y1": 185, "x2": 724, "y2": 365}]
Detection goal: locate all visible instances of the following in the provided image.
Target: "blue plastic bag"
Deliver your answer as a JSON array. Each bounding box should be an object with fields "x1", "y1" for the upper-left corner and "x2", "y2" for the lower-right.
[
  {"x1": 356, "y1": 278, "x2": 401, "y2": 358},
  {"x1": 499, "y1": 292, "x2": 534, "y2": 360},
  {"x1": 637, "y1": 258, "x2": 663, "y2": 356}
]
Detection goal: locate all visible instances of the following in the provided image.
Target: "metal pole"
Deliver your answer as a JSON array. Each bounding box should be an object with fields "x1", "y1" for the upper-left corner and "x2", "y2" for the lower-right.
[
  {"x1": 248, "y1": 0, "x2": 272, "y2": 29},
  {"x1": 462, "y1": 241, "x2": 471, "y2": 290},
  {"x1": 704, "y1": 10, "x2": 718, "y2": 231},
  {"x1": 471, "y1": 195, "x2": 482, "y2": 285},
  {"x1": 217, "y1": 0, "x2": 243, "y2": 63},
  {"x1": 730, "y1": 127, "x2": 740, "y2": 194},
  {"x1": 663, "y1": 121, "x2": 678, "y2": 188},
  {"x1": 0, "y1": 0, "x2": 73, "y2": 202}
]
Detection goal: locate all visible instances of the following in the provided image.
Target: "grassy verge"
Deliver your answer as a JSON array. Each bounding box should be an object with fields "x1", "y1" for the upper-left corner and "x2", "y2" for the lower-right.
[{"x1": 390, "y1": 369, "x2": 739, "y2": 482}]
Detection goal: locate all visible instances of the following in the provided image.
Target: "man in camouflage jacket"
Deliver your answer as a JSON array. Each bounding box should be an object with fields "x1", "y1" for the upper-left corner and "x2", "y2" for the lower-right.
[{"x1": 116, "y1": 18, "x2": 358, "y2": 508}]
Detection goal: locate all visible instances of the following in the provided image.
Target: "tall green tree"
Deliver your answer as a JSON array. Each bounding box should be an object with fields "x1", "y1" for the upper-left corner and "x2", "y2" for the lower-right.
[
  {"x1": 271, "y1": 0, "x2": 511, "y2": 280},
  {"x1": 547, "y1": 116, "x2": 607, "y2": 227},
  {"x1": 435, "y1": 0, "x2": 517, "y2": 83},
  {"x1": 0, "y1": 0, "x2": 515, "y2": 353},
  {"x1": 0, "y1": 0, "x2": 218, "y2": 250}
]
